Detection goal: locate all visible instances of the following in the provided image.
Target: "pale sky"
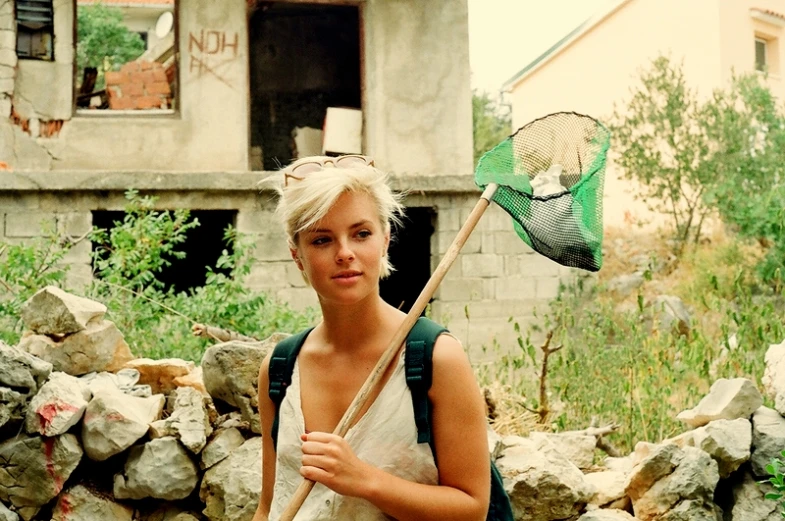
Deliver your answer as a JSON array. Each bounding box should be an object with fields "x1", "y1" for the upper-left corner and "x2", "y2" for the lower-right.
[{"x1": 468, "y1": 0, "x2": 610, "y2": 94}]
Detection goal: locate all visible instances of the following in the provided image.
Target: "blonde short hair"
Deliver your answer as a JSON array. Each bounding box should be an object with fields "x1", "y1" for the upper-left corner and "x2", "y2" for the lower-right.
[{"x1": 273, "y1": 156, "x2": 404, "y2": 279}]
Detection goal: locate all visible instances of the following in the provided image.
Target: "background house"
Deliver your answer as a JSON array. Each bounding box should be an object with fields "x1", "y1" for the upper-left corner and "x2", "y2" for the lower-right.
[
  {"x1": 504, "y1": 0, "x2": 785, "y2": 227},
  {"x1": 0, "y1": 0, "x2": 577, "y2": 355}
]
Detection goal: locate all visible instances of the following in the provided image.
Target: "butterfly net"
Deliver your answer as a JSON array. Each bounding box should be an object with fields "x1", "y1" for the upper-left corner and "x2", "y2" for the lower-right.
[{"x1": 475, "y1": 112, "x2": 611, "y2": 272}]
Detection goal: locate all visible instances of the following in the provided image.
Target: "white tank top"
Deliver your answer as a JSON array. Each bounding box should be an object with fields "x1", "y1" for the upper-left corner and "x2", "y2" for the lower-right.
[{"x1": 269, "y1": 348, "x2": 439, "y2": 520}]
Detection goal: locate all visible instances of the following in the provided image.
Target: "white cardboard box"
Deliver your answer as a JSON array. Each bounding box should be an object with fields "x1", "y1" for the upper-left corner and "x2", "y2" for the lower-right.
[{"x1": 322, "y1": 107, "x2": 363, "y2": 155}]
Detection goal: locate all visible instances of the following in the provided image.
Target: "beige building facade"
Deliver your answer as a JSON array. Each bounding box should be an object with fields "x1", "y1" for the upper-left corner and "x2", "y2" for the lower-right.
[
  {"x1": 505, "y1": 0, "x2": 785, "y2": 227},
  {"x1": 0, "y1": 0, "x2": 570, "y2": 355}
]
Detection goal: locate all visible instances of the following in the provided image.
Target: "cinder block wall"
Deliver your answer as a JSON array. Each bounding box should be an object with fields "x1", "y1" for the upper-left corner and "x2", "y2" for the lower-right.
[{"x1": 0, "y1": 178, "x2": 579, "y2": 358}]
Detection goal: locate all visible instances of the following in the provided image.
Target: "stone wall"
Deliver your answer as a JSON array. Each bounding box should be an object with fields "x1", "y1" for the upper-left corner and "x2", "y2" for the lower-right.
[{"x1": 2, "y1": 287, "x2": 785, "y2": 521}]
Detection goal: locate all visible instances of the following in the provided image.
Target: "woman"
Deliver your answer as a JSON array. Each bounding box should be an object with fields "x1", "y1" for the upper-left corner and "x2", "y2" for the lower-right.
[{"x1": 253, "y1": 155, "x2": 490, "y2": 521}]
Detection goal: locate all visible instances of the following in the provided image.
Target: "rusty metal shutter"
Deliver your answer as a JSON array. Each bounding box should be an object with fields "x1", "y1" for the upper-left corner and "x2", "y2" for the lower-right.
[{"x1": 16, "y1": 0, "x2": 54, "y2": 26}]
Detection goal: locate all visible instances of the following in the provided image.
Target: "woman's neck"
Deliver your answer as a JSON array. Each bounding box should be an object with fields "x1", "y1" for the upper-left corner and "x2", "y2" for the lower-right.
[{"x1": 317, "y1": 294, "x2": 402, "y2": 354}]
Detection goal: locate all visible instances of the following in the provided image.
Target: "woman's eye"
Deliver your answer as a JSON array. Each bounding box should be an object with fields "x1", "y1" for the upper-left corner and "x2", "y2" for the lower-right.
[
  {"x1": 357, "y1": 230, "x2": 372, "y2": 239},
  {"x1": 312, "y1": 237, "x2": 330, "y2": 246}
]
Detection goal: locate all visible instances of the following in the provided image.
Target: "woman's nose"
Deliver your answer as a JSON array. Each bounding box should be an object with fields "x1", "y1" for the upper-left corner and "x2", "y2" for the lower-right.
[{"x1": 335, "y1": 240, "x2": 355, "y2": 262}]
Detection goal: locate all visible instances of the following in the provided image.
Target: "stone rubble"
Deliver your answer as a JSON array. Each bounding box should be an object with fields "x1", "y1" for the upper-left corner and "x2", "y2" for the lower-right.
[{"x1": 0, "y1": 287, "x2": 782, "y2": 521}]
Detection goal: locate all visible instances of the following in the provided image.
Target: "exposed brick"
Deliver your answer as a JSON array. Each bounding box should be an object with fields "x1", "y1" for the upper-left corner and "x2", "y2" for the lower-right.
[
  {"x1": 435, "y1": 279, "x2": 485, "y2": 302},
  {"x1": 64, "y1": 263, "x2": 93, "y2": 292},
  {"x1": 120, "y1": 82, "x2": 145, "y2": 97},
  {"x1": 520, "y1": 254, "x2": 561, "y2": 277},
  {"x1": 437, "y1": 230, "x2": 480, "y2": 255},
  {"x1": 109, "y1": 96, "x2": 135, "y2": 110},
  {"x1": 5, "y1": 211, "x2": 56, "y2": 237},
  {"x1": 152, "y1": 61, "x2": 164, "y2": 71},
  {"x1": 252, "y1": 235, "x2": 292, "y2": 261},
  {"x1": 235, "y1": 210, "x2": 280, "y2": 235},
  {"x1": 286, "y1": 263, "x2": 308, "y2": 288},
  {"x1": 58, "y1": 212, "x2": 92, "y2": 237},
  {"x1": 145, "y1": 82, "x2": 171, "y2": 96},
  {"x1": 495, "y1": 277, "x2": 537, "y2": 300},
  {"x1": 61, "y1": 240, "x2": 91, "y2": 264},
  {"x1": 246, "y1": 262, "x2": 288, "y2": 289},
  {"x1": 128, "y1": 71, "x2": 146, "y2": 84},
  {"x1": 437, "y1": 208, "x2": 461, "y2": 231},
  {"x1": 121, "y1": 62, "x2": 140, "y2": 74},
  {"x1": 104, "y1": 71, "x2": 126, "y2": 86},
  {"x1": 152, "y1": 68, "x2": 167, "y2": 83},
  {"x1": 140, "y1": 70, "x2": 157, "y2": 84},
  {"x1": 139, "y1": 61, "x2": 154, "y2": 70},
  {"x1": 134, "y1": 96, "x2": 165, "y2": 110}
]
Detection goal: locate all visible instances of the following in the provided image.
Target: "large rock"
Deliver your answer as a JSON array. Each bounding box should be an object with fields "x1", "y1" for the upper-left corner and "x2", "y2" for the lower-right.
[
  {"x1": 18, "y1": 320, "x2": 135, "y2": 376},
  {"x1": 0, "y1": 502, "x2": 18, "y2": 521},
  {"x1": 727, "y1": 471, "x2": 781, "y2": 521},
  {"x1": 762, "y1": 340, "x2": 785, "y2": 415},
  {"x1": 752, "y1": 406, "x2": 785, "y2": 477},
  {"x1": 149, "y1": 386, "x2": 212, "y2": 454},
  {"x1": 625, "y1": 444, "x2": 719, "y2": 521},
  {"x1": 200, "y1": 437, "x2": 262, "y2": 521},
  {"x1": 530, "y1": 431, "x2": 596, "y2": 469},
  {"x1": 690, "y1": 418, "x2": 751, "y2": 478},
  {"x1": 145, "y1": 504, "x2": 202, "y2": 521},
  {"x1": 52, "y1": 484, "x2": 133, "y2": 521},
  {"x1": 24, "y1": 372, "x2": 91, "y2": 436},
  {"x1": 0, "y1": 388, "x2": 29, "y2": 433},
  {"x1": 124, "y1": 358, "x2": 195, "y2": 395},
  {"x1": 651, "y1": 295, "x2": 691, "y2": 336},
  {"x1": 0, "y1": 341, "x2": 51, "y2": 395},
  {"x1": 676, "y1": 378, "x2": 762, "y2": 428},
  {"x1": 201, "y1": 334, "x2": 287, "y2": 434},
  {"x1": 585, "y1": 470, "x2": 630, "y2": 510},
  {"x1": 201, "y1": 427, "x2": 245, "y2": 470},
  {"x1": 20, "y1": 286, "x2": 106, "y2": 336},
  {"x1": 578, "y1": 510, "x2": 637, "y2": 521},
  {"x1": 0, "y1": 434, "x2": 82, "y2": 521},
  {"x1": 82, "y1": 391, "x2": 165, "y2": 461},
  {"x1": 173, "y1": 366, "x2": 209, "y2": 397},
  {"x1": 114, "y1": 437, "x2": 199, "y2": 501},
  {"x1": 495, "y1": 437, "x2": 594, "y2": 521}
]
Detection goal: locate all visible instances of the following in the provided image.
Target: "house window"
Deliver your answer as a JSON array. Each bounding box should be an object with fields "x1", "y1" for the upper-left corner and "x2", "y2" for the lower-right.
[
  {"x1": 756, "y1": 37, "x2": 768, "y2": 72},
  {"x1": 16, "y1": 0, "x2": 55, "y2": 60}
]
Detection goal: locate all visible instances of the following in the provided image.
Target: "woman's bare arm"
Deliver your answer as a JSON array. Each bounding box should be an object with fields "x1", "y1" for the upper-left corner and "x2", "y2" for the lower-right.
[{"x1": 252, "y1": 352, "x2": 277, "y2": 521}]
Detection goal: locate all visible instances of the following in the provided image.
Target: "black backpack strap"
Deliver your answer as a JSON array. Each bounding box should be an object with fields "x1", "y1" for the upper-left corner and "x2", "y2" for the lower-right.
[
  {"x1": 268, "y1": 327, "x2": 314, "y2": 450},
  {"x1": 404, "y1": 317, "x2": 448, "y2": 447}
]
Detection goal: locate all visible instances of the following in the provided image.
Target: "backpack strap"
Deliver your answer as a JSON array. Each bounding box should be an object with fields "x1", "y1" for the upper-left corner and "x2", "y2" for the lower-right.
[
  {"x1": 268, "y1": 327, "x2": 314, "y2": 450},
  {"x1": 404, "y1": 317, "x2": 448, "y2": 447}
]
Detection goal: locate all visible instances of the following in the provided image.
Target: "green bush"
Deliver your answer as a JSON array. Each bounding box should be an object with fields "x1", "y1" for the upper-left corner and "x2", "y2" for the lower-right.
[{"x1": 0, "y1": 191, "x2": 317, "y2": 361}]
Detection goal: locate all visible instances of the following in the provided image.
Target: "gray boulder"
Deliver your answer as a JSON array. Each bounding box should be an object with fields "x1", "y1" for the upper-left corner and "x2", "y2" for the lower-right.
[
  {"x1": 762, "y1": 340, "x2": 785, "y2": 415},
  {"x1": 200, "y1": 437, "x2": 262, "y2": 521},
  {"x1": 202, "y1": 334, "x2": 287, "y2": 434},
  {"x1": 0, "y1": 434, "x2": 82, "y2": 521},
  {"x1": 727, "y1": 471, "x2": 780, "y2": 521},
  {"x1": 82, "y1": 391, "x2": 165, "y2": 461},
  {"x1": 114, "y1": 437, "x2": 199, "y2": 500},
  {"x1": 24, "y1": 372, "x2": 91, "y2": 436},
  {"x1": 201, "y1": 427, "x2": 245, "y2": 470},
  {"x1": 20, "y1": 286, "x2": 106, "y2": 336},
  {"x1": 690, "y1": 418, "x2": 751, "y2": 478},
  {"x1": 578, "y1": 510, "x2": 637, "y2": 520},
  {"x1": 0, "y1": 502, "x2": 18, "y2": 521},
  {"x1": 149, "y1": 386, "x2": 212, "y2": 454},
  {"x1": 676, "y1": 378, "x2": 762, "y2": 428},
  {"x1": 18, "y1": 320, "x2": 134, "y2": 376},
  {"x1": 752, "y1": 406, "x2": 785, "y2": 477},
  {"x1": 0, "y1": 341, "x2": 51, "y2": 395},
  {"x1": 52, "y1": 484, "x2": 133, "y2": 521}
]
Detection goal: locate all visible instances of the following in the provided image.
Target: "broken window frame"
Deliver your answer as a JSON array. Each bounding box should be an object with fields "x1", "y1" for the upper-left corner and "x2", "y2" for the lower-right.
[
  {"x1": 15, "y1": 0, "x2": 55, "y2": 61},
  {"x1": 73, "y1": 0, "x2": 180, "y2": 116}
]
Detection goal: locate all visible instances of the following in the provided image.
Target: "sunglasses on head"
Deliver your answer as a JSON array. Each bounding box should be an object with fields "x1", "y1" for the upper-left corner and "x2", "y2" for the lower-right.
[{"x1": 284, "y1": 155, "x2": 375, "y2": 186}]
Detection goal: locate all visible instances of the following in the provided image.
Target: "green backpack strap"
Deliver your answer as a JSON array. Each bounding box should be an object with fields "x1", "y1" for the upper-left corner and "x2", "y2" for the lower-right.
[
  {"x1": 268, "y1": 327, "x2": 314, "y2": 450},
  {"x1": 404, "y1": 317, "x2": 448, "y2": 447}
]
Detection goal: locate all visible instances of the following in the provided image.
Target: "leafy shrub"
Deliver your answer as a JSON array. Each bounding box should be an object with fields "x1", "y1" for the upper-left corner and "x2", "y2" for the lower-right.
[{"x1": 0, "y1": 191, "x2": 317, "y2": 361}]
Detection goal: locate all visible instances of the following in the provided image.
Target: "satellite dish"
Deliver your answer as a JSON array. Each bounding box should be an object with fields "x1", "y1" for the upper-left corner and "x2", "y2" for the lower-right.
[{"x1": 155, "y1": 12, "x2": 174, "y2": 39}]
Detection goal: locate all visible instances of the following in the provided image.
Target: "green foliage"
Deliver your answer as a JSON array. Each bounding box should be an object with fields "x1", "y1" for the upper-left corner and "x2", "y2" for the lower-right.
[
  {"x1": 475, "y1": 236, "x2": 785, "y2": 453},
  {"x1": 0, "y1": 229, "x2": 72, "y2": 345},
  {"x1": 77, "y1": 4, "x2": 145, "y2": 87},
  {"x1": 610, "y1": 56, "x2": 714, "y2": 253},
  {"x1": 473, "y1": 90, "x2": 512, "y2": 166},
  {"x1": 764, "y1": 450, "x2": 785, "y2": 517},
  {"x1": 0, "y1": 191, "x2": 317, "y2": 361}
]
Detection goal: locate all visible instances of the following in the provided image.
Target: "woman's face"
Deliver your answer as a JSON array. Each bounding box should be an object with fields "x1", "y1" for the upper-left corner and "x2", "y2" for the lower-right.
[{"x1": 292, "y1": 191, "x2": 390, "y2": 306}]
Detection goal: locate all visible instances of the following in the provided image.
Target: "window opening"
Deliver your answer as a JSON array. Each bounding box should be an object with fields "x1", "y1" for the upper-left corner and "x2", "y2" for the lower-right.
[
  {"x1": 75, "y1": 1, "x2": 177, "y2": 112},
  {"x1": 91, "y1": 210, "x2": 236, "y2": 294},
  {"x1": 380, "y1": 208, "x2": 435, "y2": 315},
  {"x1": 756, "y1": 37, "x2": 768, "y2": 72},
  {"x1": 248, "y1": 2, "x2": 362, "y2": 170},
  {"x1": 16, "y1": 0, "x2": 54, "y2": 60}
]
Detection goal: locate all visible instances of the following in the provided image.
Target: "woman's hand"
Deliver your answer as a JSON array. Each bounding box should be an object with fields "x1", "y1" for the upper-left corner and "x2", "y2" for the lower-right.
[{"x1": 299, "y1": 432, "x2": 375, "y2": 497}]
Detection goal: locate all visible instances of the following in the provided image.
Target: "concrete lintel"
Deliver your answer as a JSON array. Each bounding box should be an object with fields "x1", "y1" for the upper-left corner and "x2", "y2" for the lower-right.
[{"x1": 0, "y1": 171, "x2": 480, "y2": 194}]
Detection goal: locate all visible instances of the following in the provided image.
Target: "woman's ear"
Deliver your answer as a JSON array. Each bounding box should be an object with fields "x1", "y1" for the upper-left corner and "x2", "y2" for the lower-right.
[{"x1": 290, "y1": 247, "x2": 303, "y2": 270}]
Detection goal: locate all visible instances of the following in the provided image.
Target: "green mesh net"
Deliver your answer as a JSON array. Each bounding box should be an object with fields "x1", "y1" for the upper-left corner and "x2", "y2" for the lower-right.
[{"x1": 475, "y1": 112, "x2": 611, "y2": 272}]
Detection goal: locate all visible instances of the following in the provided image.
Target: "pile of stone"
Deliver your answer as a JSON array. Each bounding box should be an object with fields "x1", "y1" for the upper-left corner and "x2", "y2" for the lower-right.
[{"x1": 1, "y1": 286, "x2": 784, "y2": 521}]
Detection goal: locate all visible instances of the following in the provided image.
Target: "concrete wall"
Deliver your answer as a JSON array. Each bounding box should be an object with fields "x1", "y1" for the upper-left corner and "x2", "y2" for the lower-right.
[{"x1": 0, "y1": 0, "x2": 473, "y2": 176}]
